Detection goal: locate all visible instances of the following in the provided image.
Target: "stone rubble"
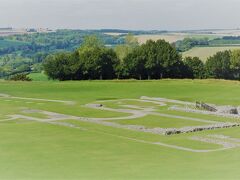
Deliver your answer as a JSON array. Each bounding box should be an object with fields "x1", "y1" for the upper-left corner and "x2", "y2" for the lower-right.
[
  {"x1": 169, "y1": 106, "x2": 240, "y2": 119},
  {"x1": 217, "y1": 106, "x2": 238, "y2": 114}
]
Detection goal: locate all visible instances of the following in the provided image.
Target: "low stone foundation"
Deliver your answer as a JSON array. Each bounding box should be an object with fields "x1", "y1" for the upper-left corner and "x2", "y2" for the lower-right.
[{"x1": 163, "y1": 123, "x2": 240, "y2": 135}]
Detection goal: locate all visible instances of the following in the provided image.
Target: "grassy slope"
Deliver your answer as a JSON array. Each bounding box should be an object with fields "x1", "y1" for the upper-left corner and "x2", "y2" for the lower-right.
[
  {"x1": 28, "y1": 73, "x2": 50, "y2": 81},
  {"x1": 0, "y1": 80, "x2": 239, "y2": 179},
  {"x1": 182, "y1": 46, "x2": 240, "y2": 61}
]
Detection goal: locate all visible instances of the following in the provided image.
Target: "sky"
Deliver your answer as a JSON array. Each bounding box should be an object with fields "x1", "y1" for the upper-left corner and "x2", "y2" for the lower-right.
[{"x1": 0, "y1": 0, "x2": 240, "y2": 30}]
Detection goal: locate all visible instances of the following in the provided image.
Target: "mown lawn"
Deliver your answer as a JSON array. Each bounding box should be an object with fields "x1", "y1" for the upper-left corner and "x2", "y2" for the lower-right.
[
  {"x1": 108, "y1": 115, "x2": 209, "y2": 128},
  {"x1": 0, "y1": 79, "x2": 239, "y2": 179}
]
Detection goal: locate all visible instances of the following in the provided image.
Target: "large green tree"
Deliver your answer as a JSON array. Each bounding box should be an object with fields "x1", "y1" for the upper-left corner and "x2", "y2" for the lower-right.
[
  {"x1": 144, "y1": 40, "x2": 182, "y2": 79},
  {"x1": 184, "y1": 57, "x2": 205, "y2": 79},
  {"x1": 230, "y1": 49, "x2": 240, "y2": 79},
  {"x1": 43, "y1": 52, "x2": 79, "y2": 81},
  {"x1": 114, "y1": 34, "x2": 139, "y2": 78},
  {"x1": 79, "y1": 47, "x2": 118, "y2": 80},
  {"x1": 78, "y1": 36, "x2": 119, "y2": 80},
  {"x1": 205, "y1": 51, "x2": 232, "y2": 79},
  {"x1": 123, "y1": 39, "x2": 183, "y2": 79},
  {"x1": 123, "y1": 47, "x2": 146, "y2": 80}
]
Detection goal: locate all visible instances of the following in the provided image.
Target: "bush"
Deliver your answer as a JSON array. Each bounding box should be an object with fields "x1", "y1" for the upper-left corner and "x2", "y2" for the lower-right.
[{"x1": 9, "y1": 74, "x2": 32, "y2": 81}]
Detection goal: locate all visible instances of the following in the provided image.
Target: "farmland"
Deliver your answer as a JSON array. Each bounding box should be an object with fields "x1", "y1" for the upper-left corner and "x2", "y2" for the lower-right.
[
  {"x1": 135, "y1": 34, "x2": 186, "y2": 44},
  {"x1": 134, "y1": 29, "x2": 240, "y2": 62},
  {"x1": 182, "y1": 46, "x2": 240, "y2": 61},
  {"x1": 135, "y1": 33, "x2": 220, "y2": 44},
  {"x1": 0, "y1": 80, "x2": 239, "y2": 179}
]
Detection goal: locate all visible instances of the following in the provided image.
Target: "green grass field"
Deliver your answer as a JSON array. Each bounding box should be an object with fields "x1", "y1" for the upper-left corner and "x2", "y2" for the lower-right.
[
  {"x1": 28, "y1": 72, "x2": 50, "y2": 81},
  {"x1": 182, "y1": 46, "x2": 240, "y2": 61},
  {"x1": 0, "y1": 80, "x2": 239, "y2": 179}
]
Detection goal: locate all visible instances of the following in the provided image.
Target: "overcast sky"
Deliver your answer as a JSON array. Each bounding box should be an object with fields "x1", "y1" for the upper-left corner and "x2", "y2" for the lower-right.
[{"x1": 0, "y1": 0, "x2": 240, "y2": 30}]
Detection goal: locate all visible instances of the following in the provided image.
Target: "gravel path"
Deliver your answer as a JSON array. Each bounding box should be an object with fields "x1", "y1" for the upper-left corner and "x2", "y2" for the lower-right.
[
  {"x1": 141, "y1": 96, "x2": 195, "y2": 105},
  {"x1": 191, "y1": 136, "x2": 240, "y2": 149},
  {"x1": 208, "y1": 134, "x2": 240, "y2": 143},
  {"x1": 85, "y1": 103, "x2": 148, "y2": 120},
  {"x1": 86, "y1": 101, "x2": 219, "y2": 124},
  {"x1": 7, "y1": 112, "x2": 86, "y2": 130},
  {"x1": 0, "y1": 93, "x2": 75, "y2": 105},
  {"x1": 96, "y1": 98, "x2": 166, "y2": 107},
  {"x1": 151, "y1": 112, "x2": 218, "y2": 124},
  {"x1": 0, "y1": 117, "x2": 17, "y2": 122}
]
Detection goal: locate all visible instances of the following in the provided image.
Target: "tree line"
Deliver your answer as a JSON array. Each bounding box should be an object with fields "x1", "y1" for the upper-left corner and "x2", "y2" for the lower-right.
[
  {"x1": 175, "y1": 38, "x2": 209, "y2": 52},
  {"x1": 175, "y1": 36, "x2": 240, "y2": 52},
  {"x1": 43, "y1": 35, "x2": 240, "y2": 81}
]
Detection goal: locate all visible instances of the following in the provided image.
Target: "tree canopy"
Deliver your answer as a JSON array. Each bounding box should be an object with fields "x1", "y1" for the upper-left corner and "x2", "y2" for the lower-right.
[
  {"x1": 43, "y1": 35, "x2": 240, "y2": 81},
  {"x1": 44, "y1": 36, "x2": 119, "y2": 80},
  {"x1": 230, "y1": 49, "x2": 240, "y2": 79},
  {"x1": 184, "y1": 57, "x2": 205, "y2": 79},
  {"x1": 205, "y1": 51, "x2": 231, "y2": 79},
  {"x1": 123, "y1": 40, "x2": 184, "y2": 79}
]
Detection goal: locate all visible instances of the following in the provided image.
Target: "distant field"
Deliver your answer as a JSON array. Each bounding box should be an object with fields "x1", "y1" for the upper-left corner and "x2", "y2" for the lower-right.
[
  {"x1": 182, "y1": 46, "x2": 240, "y2": 61},
  {"x1": 136, "y1": 34, "x2": 186, "y2": 43},
  {"x1": 135, "y1": 33, "x2": 220, "y2": 44},
  {"x1": 187, "y1": 34, "x2": 221, "y2": 40},
  {"x1": 104, "y1": 32, "x2": 127, "y2": 36}
]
